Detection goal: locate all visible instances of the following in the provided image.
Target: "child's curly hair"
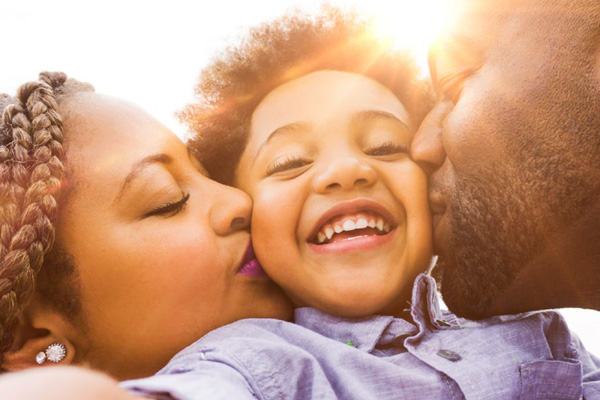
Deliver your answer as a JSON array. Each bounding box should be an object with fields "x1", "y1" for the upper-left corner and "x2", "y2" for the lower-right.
[{"x1": 180, "y1": 5, "x2": 434, "y2": 184}]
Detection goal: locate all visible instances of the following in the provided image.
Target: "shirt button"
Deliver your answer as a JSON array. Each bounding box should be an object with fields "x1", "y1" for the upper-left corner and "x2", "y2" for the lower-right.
[{"x1": 436, "y1": 349, "x2": 461, "y2": 362}]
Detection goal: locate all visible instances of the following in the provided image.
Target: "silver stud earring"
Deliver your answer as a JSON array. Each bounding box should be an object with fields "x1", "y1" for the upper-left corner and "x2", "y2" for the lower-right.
[{"x1": 35, "y1": 342, "x2": 67, "y2": 364}]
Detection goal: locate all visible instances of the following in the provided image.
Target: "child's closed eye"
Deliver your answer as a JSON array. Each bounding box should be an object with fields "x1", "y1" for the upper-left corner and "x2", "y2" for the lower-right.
[
  {"x1": 266, "y1": 155, "x2": 312, "y2": 176},
  {"x1": 364, "y1": 141, "x2": 409, "y2": 157}
]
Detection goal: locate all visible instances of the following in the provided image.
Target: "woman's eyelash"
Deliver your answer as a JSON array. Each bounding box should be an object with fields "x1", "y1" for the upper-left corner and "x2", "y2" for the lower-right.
[
  {"x1": 365, "y1": 141, "x2": 409, "y2": 156},
  {"x1": 145, "y1": 192, "x2": 190, "y2": 218},
  {"x1": 266, "y1": 155, "x2": 311, "y2": 176}
]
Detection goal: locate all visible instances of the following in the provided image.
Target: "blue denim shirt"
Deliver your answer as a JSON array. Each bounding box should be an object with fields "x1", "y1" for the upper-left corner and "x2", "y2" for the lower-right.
[{"x1": 121, "y1": 274, "x2": 600, "y2": 399}]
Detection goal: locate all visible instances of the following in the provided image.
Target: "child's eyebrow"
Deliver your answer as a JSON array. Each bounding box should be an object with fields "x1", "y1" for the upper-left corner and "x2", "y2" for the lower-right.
[
  {"x1": 351, "y1": 110, "x2": 409, "y2": 129},
  {"x1": 253, "y1": 122, "x2": 311, "y2": 163}
]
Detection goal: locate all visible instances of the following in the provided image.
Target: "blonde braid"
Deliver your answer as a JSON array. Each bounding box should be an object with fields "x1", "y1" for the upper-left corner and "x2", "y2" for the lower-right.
[{"x1": 0, "y1": 72, "x2": 67, "y2": 361}]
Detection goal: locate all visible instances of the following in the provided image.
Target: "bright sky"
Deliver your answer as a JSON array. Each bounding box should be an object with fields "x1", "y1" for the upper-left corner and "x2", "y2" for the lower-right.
[{"x1": 1, "y1": 0, "x2": 598, "y2": 355}]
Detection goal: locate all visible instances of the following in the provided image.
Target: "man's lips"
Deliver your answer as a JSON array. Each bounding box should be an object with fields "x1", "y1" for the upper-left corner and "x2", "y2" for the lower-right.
[
  {"x1": 428, "y1": 190, "x2": 450, "y2": 255},
  {"x1": 237, "y1": 240, "x2": 266, "y2": 277},
  {"x1": 429, "y1": 191, "x2": 446, "y2": 216}
]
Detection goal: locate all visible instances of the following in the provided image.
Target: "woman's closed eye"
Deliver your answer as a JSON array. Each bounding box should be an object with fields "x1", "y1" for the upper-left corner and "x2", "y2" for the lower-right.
[
  {"x1": 266, "y1": 155, "x2": 312, "y2": 176},
  {"x1": 364, "y1": 141, "x2": 409, "y2": 157},
  {"x1": 144, "y1": 192, "x2": 191, "y2": 218}
]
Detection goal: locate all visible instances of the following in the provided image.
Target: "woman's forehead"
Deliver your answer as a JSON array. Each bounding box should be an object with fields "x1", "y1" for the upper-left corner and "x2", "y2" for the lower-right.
[
  {"x1": 61, "y1": 94, "x2": 173, "y2": 152},
  {"x1": 59, "y1": 94, "x2": 183, "y2": 198}
]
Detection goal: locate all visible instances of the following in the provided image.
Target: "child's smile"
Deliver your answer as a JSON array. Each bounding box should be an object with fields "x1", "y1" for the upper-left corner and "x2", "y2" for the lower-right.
[
  {"x1": 308, "y1": 199, "x2": 396, "y2": 251},
  {"x1": 236, "y1": 70, "x2": 432, "y2": 317}
]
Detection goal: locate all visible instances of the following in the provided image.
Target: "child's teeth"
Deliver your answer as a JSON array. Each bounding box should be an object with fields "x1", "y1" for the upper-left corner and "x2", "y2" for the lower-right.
[
  {"x1": 317, "y1": 232, "x2": 326, "y2": 244},
  {"x1": 317, "y1": 213, "x2": 392, "y2": 243},
  {"x1": 342, "y1": 220, "x2": 356, "y2": 231},
  {"x1": 325, "y1": 227, "x2": 334, "y2": 240},
  {"x1": 356, "y1": 217, "x2": 368, "y2": 229}
]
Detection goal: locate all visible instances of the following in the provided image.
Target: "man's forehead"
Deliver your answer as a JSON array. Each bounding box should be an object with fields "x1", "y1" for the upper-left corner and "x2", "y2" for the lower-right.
[
  {"x1": 431, "y1": 0, "x2": 578, "y2": 65},
  {"x1": 427, "y1": 1, "x2": 503, "y2": 65},
  {"x1": 443, "y1": 0, "x2": 511, "y2": 43},
  {"x1": 446, "y1": 0, "x2": 597, "y2": 37}
]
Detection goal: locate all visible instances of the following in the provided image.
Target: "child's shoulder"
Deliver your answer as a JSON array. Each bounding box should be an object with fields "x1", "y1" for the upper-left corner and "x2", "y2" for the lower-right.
[{"x1": 176, "y1": 317, "x2": 327, "y2": 358}]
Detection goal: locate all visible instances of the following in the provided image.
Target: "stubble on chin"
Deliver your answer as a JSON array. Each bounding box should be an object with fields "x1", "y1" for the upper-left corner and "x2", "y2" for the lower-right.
[{"x1": 434, "y1": 173, "x2": 543, "y2": 320}]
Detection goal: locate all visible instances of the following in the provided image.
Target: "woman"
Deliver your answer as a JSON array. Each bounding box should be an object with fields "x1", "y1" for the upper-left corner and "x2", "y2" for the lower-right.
[{"x1": 0, "y1": 72, "x2": 292, "y2": 381}]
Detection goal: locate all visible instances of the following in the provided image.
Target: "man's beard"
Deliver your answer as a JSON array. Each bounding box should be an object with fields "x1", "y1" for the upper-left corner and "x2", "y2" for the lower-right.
[{"x1": 434, "y1": 171, "x2": 545, "y2": 320}]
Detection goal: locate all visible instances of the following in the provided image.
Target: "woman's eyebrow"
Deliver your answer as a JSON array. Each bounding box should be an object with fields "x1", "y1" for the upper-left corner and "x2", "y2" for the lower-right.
[{"x1": 115, "y1": 153, "x2": 174, "y2": 203}]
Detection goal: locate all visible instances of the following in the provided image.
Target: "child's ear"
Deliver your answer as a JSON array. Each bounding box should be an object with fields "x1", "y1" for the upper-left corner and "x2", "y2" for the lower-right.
[{"x1": 2, "y1": 295, "x2": 76, "y2": 371}]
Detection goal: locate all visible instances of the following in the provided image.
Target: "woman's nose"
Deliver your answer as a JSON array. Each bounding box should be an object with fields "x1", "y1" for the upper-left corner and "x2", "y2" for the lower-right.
[
  {"x1": 210, "y1": 183, "x2": 253, "y2": 236},
  {"x1": 312, "y1": 155, "x2": 376, "y2": 193},
  {"x1": 410, "y1": 102, "x2": 449, "y2": 176}
]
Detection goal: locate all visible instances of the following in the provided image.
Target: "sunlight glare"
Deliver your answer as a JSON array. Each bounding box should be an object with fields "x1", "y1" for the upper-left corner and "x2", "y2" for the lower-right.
[{"x1": 364, "y1": 0, "x2": 457, "y2": 75}]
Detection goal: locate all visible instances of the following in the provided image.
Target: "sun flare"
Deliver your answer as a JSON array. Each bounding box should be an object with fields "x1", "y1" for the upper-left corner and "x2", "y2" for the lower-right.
[{"x1": 357, "y1": 0, "x2": 458, "y2": 75}]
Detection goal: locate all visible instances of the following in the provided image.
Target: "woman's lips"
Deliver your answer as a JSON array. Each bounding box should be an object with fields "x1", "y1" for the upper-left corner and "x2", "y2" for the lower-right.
[
  {"x1": 237, "y1": 241, "x2": 266, "y2": 277},
  {"x1": 238, "y1": 258, "x2": 266, "y2": 277}
]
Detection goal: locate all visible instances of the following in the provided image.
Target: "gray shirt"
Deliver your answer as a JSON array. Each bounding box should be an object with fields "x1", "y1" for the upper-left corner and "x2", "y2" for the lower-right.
[{"x1": 122, "y1": 274, "x2": 600, "y2": 399}]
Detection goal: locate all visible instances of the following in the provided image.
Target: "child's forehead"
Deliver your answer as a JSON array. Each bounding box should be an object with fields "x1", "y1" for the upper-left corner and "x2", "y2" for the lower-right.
[{"x1": 250, "y1": 70, "x2": 410, "y2": 137}]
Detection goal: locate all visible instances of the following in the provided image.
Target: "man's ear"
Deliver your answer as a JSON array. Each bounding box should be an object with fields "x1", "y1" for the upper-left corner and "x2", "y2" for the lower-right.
[{"x1": 2, "y1": 294, "x2": 76, "y2": 371}]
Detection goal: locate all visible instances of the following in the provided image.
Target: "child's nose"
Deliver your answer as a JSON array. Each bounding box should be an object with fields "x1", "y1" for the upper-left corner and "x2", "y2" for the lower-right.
[{"x1": 312, "y1": 156, "x2": 376, "y2": 193}]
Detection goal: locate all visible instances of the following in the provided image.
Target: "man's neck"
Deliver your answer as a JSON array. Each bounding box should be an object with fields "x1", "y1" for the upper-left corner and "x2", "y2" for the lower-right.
[{"x1": 489, "y1": 204, "x2": 600, "y2": 315}]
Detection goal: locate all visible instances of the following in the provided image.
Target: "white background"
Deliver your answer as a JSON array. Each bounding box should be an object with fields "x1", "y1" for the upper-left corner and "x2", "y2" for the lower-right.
[{"x1": 1, "y1": 0, "x2": 598, "y2": 356}]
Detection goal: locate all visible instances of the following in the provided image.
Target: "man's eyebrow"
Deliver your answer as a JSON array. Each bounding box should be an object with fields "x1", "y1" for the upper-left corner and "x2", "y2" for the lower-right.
[
  {"x1": 351, "y1": 110, "x2": 409, "y2": 130},
  {"x1": 115, "y1": 153, "x2": 174, "y2": 203},
  {"x1": 429, "y1": 33, "x2": 484, "y2": 96},
  {"x1": 253, "y1": 122, "x2": 311, "y2": 163}
]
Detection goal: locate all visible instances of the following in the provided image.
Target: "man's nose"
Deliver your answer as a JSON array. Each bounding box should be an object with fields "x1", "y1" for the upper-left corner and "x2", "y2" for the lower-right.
[
  {"x1": 411, "y1": 103, "x2": 449, "y2": 176},
  {"x1": 312, "y1": 155, "x2": 376, "y2": 193}
]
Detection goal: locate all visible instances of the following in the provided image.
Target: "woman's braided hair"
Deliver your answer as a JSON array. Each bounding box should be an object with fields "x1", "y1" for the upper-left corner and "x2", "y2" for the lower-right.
[{"x1": 0, "y1": 72, "x2": 77, "y2": 363}]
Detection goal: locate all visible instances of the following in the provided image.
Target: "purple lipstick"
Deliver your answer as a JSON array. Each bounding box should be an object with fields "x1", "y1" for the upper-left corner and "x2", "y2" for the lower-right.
[{"x1": 238, "y1": 241, "x2": 266, "y2": 277}]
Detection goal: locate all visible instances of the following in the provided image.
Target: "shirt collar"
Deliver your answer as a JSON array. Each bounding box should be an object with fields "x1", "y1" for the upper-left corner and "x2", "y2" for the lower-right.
[
  {"x1": 293, "y1": 274, "x2": 461, "y2": 352},
  {"x1": 411, "y1": 274, "x2": 542, "y2": 330},
  {"x1": 295, "y1": 307, "x2": 415, "y2": 352},
  {"x1": 410, "y1": 273, "x2": 462, "y2": 331}
]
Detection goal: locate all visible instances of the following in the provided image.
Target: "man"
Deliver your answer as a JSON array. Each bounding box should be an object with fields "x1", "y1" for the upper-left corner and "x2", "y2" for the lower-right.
[{"x1": 411, "y1": 0, "x2": 600, "y2": 319}]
